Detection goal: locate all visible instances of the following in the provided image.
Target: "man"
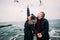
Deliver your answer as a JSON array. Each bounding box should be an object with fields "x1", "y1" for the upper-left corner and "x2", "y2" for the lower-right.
[{"x1": 35, "y1": 12, "x2": 49, "y2": 40}]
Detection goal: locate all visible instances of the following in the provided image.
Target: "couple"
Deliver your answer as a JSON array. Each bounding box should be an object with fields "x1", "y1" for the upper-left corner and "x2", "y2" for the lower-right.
[{"x1": 24, "y1": 5, "x2": 49, "y2": 40}]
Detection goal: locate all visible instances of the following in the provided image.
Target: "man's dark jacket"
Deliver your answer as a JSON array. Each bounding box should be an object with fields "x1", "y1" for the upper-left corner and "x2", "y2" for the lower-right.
[{"x1": 35, "y1": 18, "x2": 49, "y2": 40}]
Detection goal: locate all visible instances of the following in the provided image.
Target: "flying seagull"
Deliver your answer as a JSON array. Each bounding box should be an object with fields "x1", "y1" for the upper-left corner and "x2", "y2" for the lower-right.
[{"x1": 14, "y1": 0, "x2": 19, "y2": 3}]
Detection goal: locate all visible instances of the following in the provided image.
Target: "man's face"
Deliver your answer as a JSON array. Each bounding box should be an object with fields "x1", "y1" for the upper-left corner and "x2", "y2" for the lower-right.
[{"x1": 37, "y1": 12, "x2": 43, "y2": 19}]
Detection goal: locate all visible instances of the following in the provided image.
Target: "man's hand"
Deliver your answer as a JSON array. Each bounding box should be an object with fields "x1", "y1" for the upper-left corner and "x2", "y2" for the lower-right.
[{"x1": 37, "y1": 33, "x2": 42, "y2": 38}]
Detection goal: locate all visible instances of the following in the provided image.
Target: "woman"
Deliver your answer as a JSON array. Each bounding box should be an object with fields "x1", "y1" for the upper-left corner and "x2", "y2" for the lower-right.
[
  {"x1": 24, "y1": 5, "x2": 36, "y2": 40},
  {"x1": 24, "y1": 16, "x2": 34, "y2": 40}
]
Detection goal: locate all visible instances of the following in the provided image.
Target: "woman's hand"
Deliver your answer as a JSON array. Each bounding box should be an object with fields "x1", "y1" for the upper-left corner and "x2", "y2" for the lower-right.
[{"x1": 27, "y1": 4, "x2": 29, "y2": 8}]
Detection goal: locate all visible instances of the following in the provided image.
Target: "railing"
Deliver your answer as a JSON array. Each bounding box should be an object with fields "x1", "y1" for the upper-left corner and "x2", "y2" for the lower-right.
[
  {"x1": 10, "y1": 35, "x2": 60, "y2": 40},
  {"x1": 50, "y1": 36, "x2": 60, "y2": 40}
]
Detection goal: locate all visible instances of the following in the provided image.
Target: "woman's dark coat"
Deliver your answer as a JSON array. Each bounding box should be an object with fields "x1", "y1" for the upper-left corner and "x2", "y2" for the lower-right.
[
  {"x1": 24, "y1": 20, "x2": 34, "y2": 40},
  {"x1": 35, "y1": 18, "x2": 50, "y2": 40}
]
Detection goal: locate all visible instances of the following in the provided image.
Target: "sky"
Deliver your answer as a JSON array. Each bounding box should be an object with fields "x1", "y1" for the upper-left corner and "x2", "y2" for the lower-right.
[{"x1": 0, "y1": 0, "x2": 60, "y2": 22}]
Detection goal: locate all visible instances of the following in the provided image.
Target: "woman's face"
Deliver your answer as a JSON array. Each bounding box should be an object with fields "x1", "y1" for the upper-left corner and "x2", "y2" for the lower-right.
[
  {"x1": 37, "y1": 12, "x2": 43, "y2": 19},
  {"x1": 27, "y1": 16, "x2": 31, "y2": 21}
]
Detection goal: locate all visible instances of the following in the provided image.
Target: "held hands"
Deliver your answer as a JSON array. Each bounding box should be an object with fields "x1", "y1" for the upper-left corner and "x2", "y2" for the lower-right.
[{"x1": 37, "y1": 33, "x2": 42, "y2": 38}]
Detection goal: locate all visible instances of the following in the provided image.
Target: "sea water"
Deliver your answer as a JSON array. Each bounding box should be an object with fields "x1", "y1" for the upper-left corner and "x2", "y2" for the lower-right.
[{"x1": 0, "y1": 19, "x2": 60, "y2": 40}]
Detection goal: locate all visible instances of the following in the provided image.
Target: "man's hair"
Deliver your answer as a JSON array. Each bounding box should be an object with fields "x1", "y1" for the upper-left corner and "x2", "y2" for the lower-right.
[{"x1": 40, "y1": 12, "x2": 45, "y2": 18}]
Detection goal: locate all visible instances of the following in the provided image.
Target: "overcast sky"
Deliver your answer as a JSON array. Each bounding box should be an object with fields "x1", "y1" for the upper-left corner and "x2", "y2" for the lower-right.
[{"x1": 0, "y1": 0, "x2": 60, "y2": 22}]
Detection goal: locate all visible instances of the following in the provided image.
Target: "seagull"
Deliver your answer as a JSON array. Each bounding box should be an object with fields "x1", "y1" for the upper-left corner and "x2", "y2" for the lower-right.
[
  {"x1": 14, "y1": 0, "x2": 19, "y2": 3},
  {"x1": 39, "y1": 0, "x2": 42, "y2": 5}
]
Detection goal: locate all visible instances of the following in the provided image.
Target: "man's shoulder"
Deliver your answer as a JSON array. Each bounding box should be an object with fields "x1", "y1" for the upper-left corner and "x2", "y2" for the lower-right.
[{"x1": 42, "y1": 18, "x2": 48, "y2": 22}]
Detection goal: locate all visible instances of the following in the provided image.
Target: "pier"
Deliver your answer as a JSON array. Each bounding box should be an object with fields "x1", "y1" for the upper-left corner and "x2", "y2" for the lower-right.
[{"x1": 0, "y1": 24, "x2": 12, "y2": 28}]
